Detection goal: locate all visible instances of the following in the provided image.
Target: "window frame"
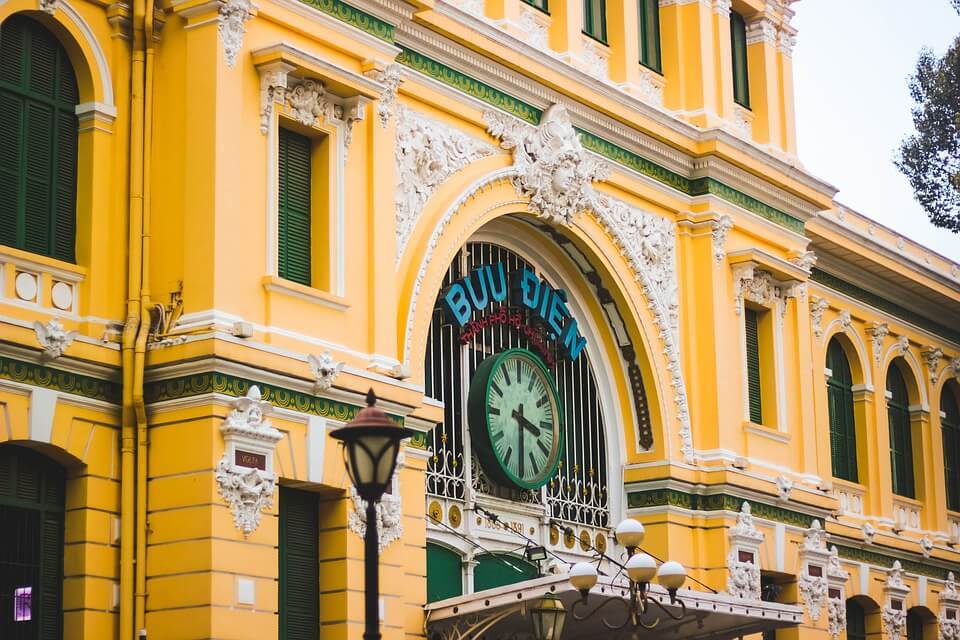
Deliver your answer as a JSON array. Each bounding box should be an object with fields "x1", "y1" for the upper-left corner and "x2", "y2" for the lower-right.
[
  {"x1": 887, "y1": 365, "x2": 916, "y2": 499},
  {"x1": 522, "y1": 0, "x2": 549, "y2": 13},
  {"x1": 745, "y1": 307, "x2": 764, "y2": 425},
  {"x1": 730, "y1": 11, "x2": 750, "y2": 108},
  {"x1": 826, "y1": 339, "x2": 859, "y2": 482},
  {"x1": 941, "y1": 384, "x2": 960, "y2": 512},
  {"x1": 582, "y1": 0, "x2": 608, "y2": 44},
  {"x1": 638, "y1": 0, "x2": 661, "y2": 73}
]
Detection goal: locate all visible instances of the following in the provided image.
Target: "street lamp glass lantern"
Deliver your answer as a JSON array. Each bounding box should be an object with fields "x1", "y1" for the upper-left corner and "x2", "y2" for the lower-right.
[
  {"x1": 330, "y1": 389, "x2": 414, "y2": 502},
  {"x1": 531, "y1": 593, "x2": 566, "y2": 640}
]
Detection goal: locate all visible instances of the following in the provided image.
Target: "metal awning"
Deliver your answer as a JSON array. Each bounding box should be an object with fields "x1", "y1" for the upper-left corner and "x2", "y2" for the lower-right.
[{"x1": 424, "y1": 574, "x2": 803, "y2": 640}]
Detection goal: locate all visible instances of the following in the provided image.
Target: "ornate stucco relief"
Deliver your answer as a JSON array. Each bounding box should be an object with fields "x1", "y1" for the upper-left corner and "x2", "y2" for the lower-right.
[
  {"x1": 395, "y1": 106, "x2": 495, "y2": 263},
  {"x1": 712, "y1": 215, "x2": 733, "y2": 263},
  {"x1": 882, "y1": 561, "x2": 910, "y2": 640},
  {"x1": 798, "y1": 521, "x2": 829, "y2": 622},
  {"x1": 733, "y1": 265, "x2": 783, "y2": 316},
  {"x1": 307, "y1": 351, "x2": 344, "y2": 392},
  {"x1": 727, "y1": 502, "x2": 764, "y2": 600},
  {"x1": 348, "y1": 454, "x2": 404, "y2": 552},
  {"x1": 867, "y1": 322, "x2": 890, "y2": 366},
  {"x1": 826, "y1": 546, "x2": 850, "y2": 639},
  {"x1": 364, "y1": 64, "x2": 403, "y2": 128},
  {"x1": 34, "y1": 319, "x2": 78, "y2": 360},
  {"x1": 258, "y1": 73, "x2": 367, "y2": 147},
  {"x1": 941, "y1": 573, "x2": 960, "y2": 640},
  {"x1": 810, "y1": 296, "x2": 829, "y2": 340},
  {"x1": 215, "y1": 387, "x2": 283, "y2": 536},
  {"x1": 218, "y1": 0, "x2": 253, "y2": 68},
  {"x1": 481, "y1": 104, "x2": 690, "y2": 459}
]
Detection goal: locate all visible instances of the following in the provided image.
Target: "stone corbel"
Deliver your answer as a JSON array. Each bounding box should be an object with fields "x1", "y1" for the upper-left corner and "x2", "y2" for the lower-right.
[
  {"x1": 728, "y1": 251, "x2": 805, "y2": 318},
  {"x1": 363, "y1": 63, "x2": 403, "y2": 128},
  {"x1": 922, "y1": 346, "x2": 943, "y2": 384},
  {"x1": 257, "y1": 62, "x2": 295, "y2": 134},
  {"x1": 810, "y1": 296, "x2": 829, "y2": 340},
  {"x1": 712, "y1": 215, "x2": 733, "y2": 264},
  {"x1": 866, "y1": 322, "x2": 890, "y2": 367},
  {"x1": 215, "y1": 386, "x2": 283, "y2": 537}
]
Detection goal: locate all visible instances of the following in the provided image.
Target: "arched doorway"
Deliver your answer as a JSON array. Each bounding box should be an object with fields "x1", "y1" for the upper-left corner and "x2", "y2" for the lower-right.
[{"x1": 0, "y1": 444, "x2": 65, "y2": 639}]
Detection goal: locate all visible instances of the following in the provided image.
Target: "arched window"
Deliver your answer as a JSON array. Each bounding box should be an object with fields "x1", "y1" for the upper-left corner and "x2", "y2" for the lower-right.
[
  {"x1": 0, "y1": 15, "x2": 78, "y2": 263},
  {"x1": 906, "y1": 609, "x2": 926, "y2": 640},
  {"x1": 473, "y1": 553, "x2": 537, "y2": 592},
  {"x1": 942, "y1": 383, "x2": 960, "y2": 512},
  {"x1": 426, "y1": 543, "x2": 463, "y2": 603},
  {"x1": 827, "y1": 338, "x2": 858, "y2": 482},
  {"x1": 846, "y1": 600, "x2": 867, "y2": 640},
  {"x1": 887, "y1": 365, "x2": 915, "y2": 498},
  {"x1": 0, "y1": 445, "x2": 64, "y2": 637}
]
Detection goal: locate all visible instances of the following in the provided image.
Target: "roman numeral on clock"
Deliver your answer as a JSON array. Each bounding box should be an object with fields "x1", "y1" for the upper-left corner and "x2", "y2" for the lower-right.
[{"x1": 538, "y1": 440, "x2": 551, "y2": 457}]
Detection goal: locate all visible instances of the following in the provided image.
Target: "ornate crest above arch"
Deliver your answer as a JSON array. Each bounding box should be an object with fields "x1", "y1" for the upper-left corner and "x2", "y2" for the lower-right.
[{"x1": 400, "y1": 104, "x2": 693, "y2": 461}]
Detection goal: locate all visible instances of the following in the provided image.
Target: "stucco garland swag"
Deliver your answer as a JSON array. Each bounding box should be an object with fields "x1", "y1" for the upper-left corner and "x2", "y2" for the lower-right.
[{"x1": 401, "y1": 104, "x2": 692, "y2": 461}]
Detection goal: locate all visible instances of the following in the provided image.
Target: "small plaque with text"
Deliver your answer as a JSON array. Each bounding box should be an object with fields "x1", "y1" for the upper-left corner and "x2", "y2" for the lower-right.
[{"x1": 235, "y1": 450, "x2": 266, "y2": 470}]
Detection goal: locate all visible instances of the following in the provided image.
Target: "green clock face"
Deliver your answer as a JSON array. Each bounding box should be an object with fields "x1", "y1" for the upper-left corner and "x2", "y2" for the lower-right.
[{"x1": 468, "y1": 349, "x2": 563, "y2": 490}]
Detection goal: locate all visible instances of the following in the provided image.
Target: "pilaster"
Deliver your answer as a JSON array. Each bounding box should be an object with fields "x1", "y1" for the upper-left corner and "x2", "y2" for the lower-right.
[
  {"x1": 659, "y1": 0, "x2": 722, "y2": 126},
  {"x1": 606, "y1": 0, "x2": 641, "y2": 85},
  {"x1": 744, "y1": 12, "x2": 781, "y2": 146},
  {"x1": 548, "y1": 0, "x2": 585, "y2": 63}
]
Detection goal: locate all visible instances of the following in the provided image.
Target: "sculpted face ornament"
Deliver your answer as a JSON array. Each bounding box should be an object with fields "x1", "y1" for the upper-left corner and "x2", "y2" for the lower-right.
[{"x1": 485, "y1": 104, "x2": 610, "y2": 225}]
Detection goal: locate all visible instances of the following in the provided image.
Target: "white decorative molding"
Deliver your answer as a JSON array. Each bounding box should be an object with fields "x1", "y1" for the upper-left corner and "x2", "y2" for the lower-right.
[
  {"x1": 882, "y1": 561, "x2": 911, "y2": 640},
  {"x1": 893, "y1": 498, "x2": 921, "y2": 532},
  {"x1": 941, "y1": 573, "x2": 960, "y2": 640},
  {"x1": 733, "y1": 104, "x2": 753, "y2": 139},
  {"x1": 338, "y1": 97, "x2": 369, "y2": 150},
  {"x1": 920, "y1": 536, "x2": 935, "y2": 558},
  {"x1": 258, "y1": 64, "x2": 292, "y2": 135},
  {"x1": 484, "y1": 104, "x2": 610, "y2": 226},
  {"x1": 214, "y1": 387, "x2": 283, "y2": 536},
  {"x1": 951, "y1": 357, "x2": 960, "y2": 384},
  {"x1": 776, "y1": 475, "x2": 793, "y2": 502},
  {"x1": 745, "y1": 17, "x2": 777, "y2": 46},
  {"x1": 862, "y1": 522, "x2": 876, "y2": 544},
  {"x1": 867, "y1": 322, "x2": 890, "y2": 367},
  {"x1": 287, "y1": 78, "x2": 327, "y2": 127},
  {"x1": 826, "y1": 545, "x2": 850, "y2": 639},
  {"x1": 633, "y1": 66, "x2": 665, "y2": 109},
  {"x1": 727, "y1": 502, "x2": 764, "y2": 600},
  {"x1": 365, "y1": 64, "x2": 402, "y2": 128},
  {"x1": 395, "y1": 106, "x2": 495, "y2": 263},
  {"x1": 828, "y1": 596, "x2": 846, "y2": 639},
  {"x1": 790, "y1": 251, "x2": 817, "y2": 273},
  {"x1": 712, "y1": 215, "x2": 733, "y2": 264},
  {"x1": 579, "y1": 37, "x2": 610, "y2": 81},
  {"x1": 733, "y1": 265, "x2": 782, "y2": 316},
  {"x1": 348, "y1": 455, "x2": 404, "y2": 552},
  {"x1": 810, "y1": 296, "x2": 829, "y2": 340},
  {"x1": 896, "y1": 335, "x2": 910, "y2": 356},
  {"x1": 515, "y1": 6, "x2": 549, "y2": 51},
  {"x1": 33, "y1": 319, "x2": 79, "y2": 360},
  {"x1": 838, "y1": 310, "x2": 852, "y2": 332},
  {"x1": 798, "y1": 520, "x2": 829, "y2": 622},
  {"x1": 712, "y1": 0, "x2": 732, "y2": 16},
  {"x1": 922, "y1": 347, "x2": 944, "y2": 384},
  {"x1": 218, "y1": 0, "x2": 253, "y2": 68},
  {"x1": 39, "y1": 0, "x2": 59, "y2": 15},
  {"x1": 778, "y1": 30, "x2": 796, "y2": 56},
  {"x1": 834, "y1": 484, "x2": 864, "y2": 516},
  {"x1": 307, "y1": 351, "x2": 344, "y2": 392}
]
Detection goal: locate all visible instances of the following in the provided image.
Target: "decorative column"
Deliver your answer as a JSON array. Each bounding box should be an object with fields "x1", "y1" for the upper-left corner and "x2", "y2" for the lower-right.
[
  {"x1": 826, "y1": 547, "x2": 850, "y2": 640},
  {"x1": 882, "y1": 562, "x2": 910, "y2": 640},
  {"x1": 744, "y1": 11, "x2": 781, "y2": 146},
  {"x1": 658, "y1": 0, "x2": 722, "y2": 126},
  {"x1": 727, "y1": 502, "x2": 764, "y2": 600},
  {"x1": 798, "y1": 521, "x2": 830, "y2": 624},
  {"x1": 777, "y1": 23, "x2": 798, "y2": 154}
]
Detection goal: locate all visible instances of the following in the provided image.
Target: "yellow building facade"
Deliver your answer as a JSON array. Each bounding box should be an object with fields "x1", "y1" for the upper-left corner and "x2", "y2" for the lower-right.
[{"x1": 0, "y1": 0, "x2": 958, "y2": 638}]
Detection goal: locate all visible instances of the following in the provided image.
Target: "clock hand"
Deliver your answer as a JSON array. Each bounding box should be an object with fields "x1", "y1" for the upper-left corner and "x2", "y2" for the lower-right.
[
  {"x1": 518, "y1": 404, "x2": 524, "y2": 476},
  {"x1": 511, "y1": 408, "x2": 541, "y2": 437}
]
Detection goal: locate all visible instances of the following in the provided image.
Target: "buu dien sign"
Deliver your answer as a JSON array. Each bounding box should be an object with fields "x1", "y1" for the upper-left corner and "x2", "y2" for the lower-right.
[{"x1": 442, "y1": 263, "x2": 587, "y2": 361}]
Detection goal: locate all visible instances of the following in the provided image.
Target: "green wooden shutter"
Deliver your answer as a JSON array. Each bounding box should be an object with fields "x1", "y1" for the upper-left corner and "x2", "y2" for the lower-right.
[
  {"x1": 730, "y1": 12, "x2": 750, "y2": 108},
  {"x1": 521, "y1": 0, "x2": 548, "y2": 12},
  {"x1": 941, "y1": 389, "x2": 960, "y2": 511},
  {"x1": 826, "y1": 340, "x2": 858, "y2": 482},
  {"x1": 638, "y1": 0, "x2": 661, "y2": 72},
  {"x1": 745, "y1": 308, "x2": 763, "y2": 424},
  {"x1": 582, "y1": 0, "x2": 607, "y2": 42},
  {"x1": 887, "y1": 367, "x2": 915, "y2": 498},
  {"x1": 277, "y1": 128, "x2": 312, "y2": 286},
  {"x1": 39, "y1": 511, "x2": 64, "y2": 639},
  {"x1": 0, "y1": 16, "x2": 78, "y2": 263},
  {"x1": 279, "y1": 486, "x2": 319, "y2": 640},
  {"x1": 426, "y1": 543, "x2": 463, "y2": 603}
]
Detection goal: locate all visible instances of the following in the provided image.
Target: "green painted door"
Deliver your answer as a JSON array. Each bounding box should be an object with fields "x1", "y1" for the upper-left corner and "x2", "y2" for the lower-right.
[
  {"x1": 426, "y1": 543, "x2": 463, "y2": 603},
  {"x1": 473, "y1": 553, "x2": 537, "y2": 592}
]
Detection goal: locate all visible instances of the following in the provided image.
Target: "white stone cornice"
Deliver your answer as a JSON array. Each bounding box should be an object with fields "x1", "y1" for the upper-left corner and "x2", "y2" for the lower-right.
[{"x1": 746, "y1": 17, "x2": 778, "y2": 46}]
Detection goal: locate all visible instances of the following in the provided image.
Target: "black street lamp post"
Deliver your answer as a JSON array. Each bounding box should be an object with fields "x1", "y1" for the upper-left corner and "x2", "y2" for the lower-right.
[{"x1": 330, "y1": 389, "x2": 414, "y2": 640}]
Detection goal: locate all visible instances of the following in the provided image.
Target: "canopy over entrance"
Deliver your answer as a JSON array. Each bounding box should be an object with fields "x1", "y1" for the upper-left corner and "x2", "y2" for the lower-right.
[{"x1": 424, "y1": 574, "x2": 802, "y2": 640}]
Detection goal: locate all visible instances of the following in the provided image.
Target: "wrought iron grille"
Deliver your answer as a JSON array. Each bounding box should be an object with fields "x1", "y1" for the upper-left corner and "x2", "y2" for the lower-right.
[{"x1": 424, "y1": 242, "x2": 609, "y2": 528}]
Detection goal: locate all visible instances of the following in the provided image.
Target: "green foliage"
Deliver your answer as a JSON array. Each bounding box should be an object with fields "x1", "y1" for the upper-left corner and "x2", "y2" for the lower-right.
[{"x1": 895, "y1": 29, "x2": 960, "y2": 232}]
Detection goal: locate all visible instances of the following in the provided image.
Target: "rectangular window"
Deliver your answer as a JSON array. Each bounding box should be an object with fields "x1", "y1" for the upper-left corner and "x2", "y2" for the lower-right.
[
  {"x1": 522, "y1": 0, "x2": 548, "y2": 12},
  {"x1": 638, "y1": 0, "x2": 661, "y2": 73},
  {"x1": 730, "y1": 11, "x2": 750, "y2": 108},
  {"x1": 277, "y1": 127, "x2": 313, "y2": 287},
  {"x1": 827, "y1": 382, "x2": 858, "y2": 482},
  {"x1": 945, "y1": 421, "x2": 960, "y2": 511},
  {"x1": 745, "y1": 307, "x2": 763, "y2": 424},
  {"x1": 888, "y1": 404, "x2": 915, "y2": 498},
  {"x1": 279, "y1": 486, "x2": 319, "y2": 640},
  {"x1": 583, "y1": 0, "x2": 607, "y2": 43}
]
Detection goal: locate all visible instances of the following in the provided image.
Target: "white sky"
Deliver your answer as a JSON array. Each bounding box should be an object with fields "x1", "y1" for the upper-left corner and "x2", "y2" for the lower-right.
[{"x1": 792, "y1": 0, "x2": 960, "y2": 261}]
